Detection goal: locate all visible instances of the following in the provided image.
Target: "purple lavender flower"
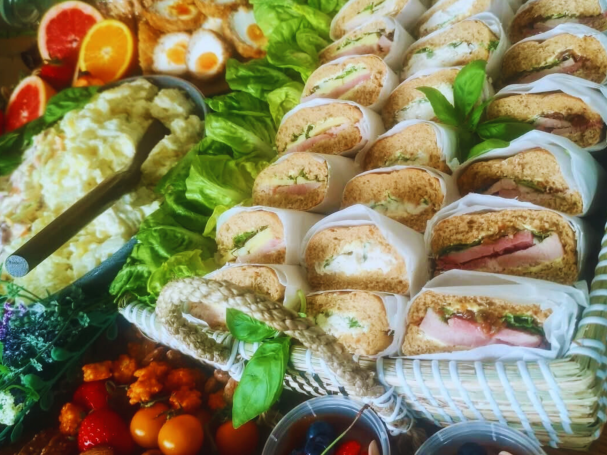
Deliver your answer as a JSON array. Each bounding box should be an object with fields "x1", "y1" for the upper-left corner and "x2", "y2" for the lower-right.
[{"x1": 0, "y1": 302, "x2": 15, "y2": 341}]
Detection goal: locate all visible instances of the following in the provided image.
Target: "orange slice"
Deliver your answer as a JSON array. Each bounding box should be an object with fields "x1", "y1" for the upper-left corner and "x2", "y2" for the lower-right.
[{"x1": 78, "y1": 19, "x2": 135, "y2": 84}]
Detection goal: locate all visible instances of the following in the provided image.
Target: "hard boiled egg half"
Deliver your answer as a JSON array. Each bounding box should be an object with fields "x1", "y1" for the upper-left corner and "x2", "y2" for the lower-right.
[
  {"x1": 186, "y1": 29, "x2": 232, "y2": 80},
  {"x1": 153, "y1": 32, "x2": 191, "y2": 75},
  {"x1": 223, "y1": 6, "x2": 267, "y2": 59}
]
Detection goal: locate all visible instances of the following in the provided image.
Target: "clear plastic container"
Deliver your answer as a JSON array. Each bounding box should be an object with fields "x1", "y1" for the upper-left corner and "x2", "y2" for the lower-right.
[
  {"x1": 415, "y1": 421, "x2": 547, "y2": 455},
  {"x1": 263, "y1": 396, "x2": 391, "y2": 455}
]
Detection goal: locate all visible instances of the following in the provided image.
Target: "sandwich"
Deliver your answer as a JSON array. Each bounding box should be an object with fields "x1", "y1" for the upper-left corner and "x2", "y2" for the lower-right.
[
  {"x1": 141, "y1": 0, "x2": 204, "y2": 33},
  {"x1": 486, "y1": 88, "x2": 606, "y2": 149},
  {"x1": 342, "y1": 167, "x2": 447, "y2": 232},
  {"x1": 301, "y1": 55, "x2": 399, "y2": 112},
  {"x1": 500, "y1": 25, "x2": 607, "y2": 86},
  {"x1": 330, "y1": 0, "x2": 426, "y2": 40},
  {"x1": 382, "y1": 67, "x2": 458, "y2": 129},
  {"x1": 186, "y1": 29, "x2": 232, "y2": 80},
  {"x1": 457, "y1": 148, "x2": 584, "y2": 215},
  {"x1": 307, "y1": 291, "x2": 393, "y2": 356},
  {"x1": 252, "y1": 152, "x2": 358, "y2": 213},
  {"x1": 428, "y1": 205, "x2": 580, "y2": 284},
  {"x1": 222, "y1": 6, "x2": 267, "y2": 59},
  {"x1": 319, "y1": 18, "x2": 413, "y2": 71},
  {"x1": 359, "y1": 120, "x2": 456, "y2": 173},
  {"x1": 401, "y1": 16, "x2": 501, "y2": 80},
  {"x1": 304, "y1": 224, "x2": 409, "y2": 294},
  {"x1": 402, "y1": 290, "x2": 552, "y2": 355},
  {"x1": 275, "y1": 99, "x2": 384, "y2": 156},
  {"x1": 194, "y1": 0, "x2": 246, "y2": 19},
  {"x1": 508, "y1": 0, "x2": 607, "y2": 44}
]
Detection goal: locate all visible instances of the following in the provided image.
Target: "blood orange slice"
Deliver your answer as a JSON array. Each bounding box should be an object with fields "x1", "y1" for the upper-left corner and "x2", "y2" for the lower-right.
[
  {"x1": 38, "y1": 1, "x2": 103, "y2": 63},
  {"x1": 5, "y1": 76, "x2": 56, "y2": 132}
]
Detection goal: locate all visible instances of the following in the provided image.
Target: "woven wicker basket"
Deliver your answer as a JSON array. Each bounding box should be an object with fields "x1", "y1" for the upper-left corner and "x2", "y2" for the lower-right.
[{"x1": 120, "y1": 222, "x2": 607, "y2": 451}]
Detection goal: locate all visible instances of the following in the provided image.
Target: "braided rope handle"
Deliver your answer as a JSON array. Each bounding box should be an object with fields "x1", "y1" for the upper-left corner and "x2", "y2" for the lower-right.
[{"x1": 155, "y1": 277, "x2": 412, "y2": 430}]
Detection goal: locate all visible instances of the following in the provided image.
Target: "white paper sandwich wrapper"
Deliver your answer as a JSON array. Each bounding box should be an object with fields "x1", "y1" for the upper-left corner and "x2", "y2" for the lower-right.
[
  {"x1": 424, "y1": 194, "x2": 593, "y2": 277},
  {"x1": 455, "y1": 130, "x2": 606, "y2": 216},
  {"x1": 307, "y1": 289, "x2": 408, "y2": 358},
  {"x1": 355, "y1": 119, "x2": 460, "y2": 172},
  {"x1": 301, "y1": 55, "x2": 400, "y2": 112},
  {"x1": 506, "y1": 24, "x2": 607, "y2": 84},
  {"x1": 403, "y1": 270, "x2": 588, "y2": 361},
  {"x1": 300, "y1": 205, "x2": 430, "y2": 296},
  {"x1": 204, "y1": 264, "x2": 309, "y2": 312},
  {"x1": 401, "y1": 12, "x2": 510, "y2": 81},
  {"x1": 280, "y1": 98, "x2": 385, "y2": 157},
  {"x1": 217, "y1": 206, "x2": 324, "y2": 265},
  {"x1": 494, "y1": 74, "x2": 607, "y2": 152},
  {"x1": 329, "y1": 0, "x2": 427, "y2": 40},
  {"x1": 262, "y1": 153, "x2": 360, "y2": 214}
]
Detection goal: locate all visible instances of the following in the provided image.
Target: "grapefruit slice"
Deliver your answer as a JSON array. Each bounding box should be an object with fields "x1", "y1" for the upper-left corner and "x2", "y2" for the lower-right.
[
  {"x1": 5, "y1": 76, "x2": 56, "y2": 132},
  {"x1": 38, "y1": 1, "x2": 103, "y2": 63}
]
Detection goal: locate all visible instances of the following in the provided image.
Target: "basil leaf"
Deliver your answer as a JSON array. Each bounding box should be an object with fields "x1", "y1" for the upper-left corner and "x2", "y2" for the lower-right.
[
  {"x1": 43, "y1": 86, "x2": 99, "y2": 124},
  {"x1": 466, "y1": 98, "x2": 492, "y2": 131},
  {"x1": 232, "y1": 337, "x2": 290, "y2": 427},
  {"x1": 457, "y1": 129, "x2": 478, "y2": 162},
  {"x1": 415, "y1": 87, "x2": 459, "y2": 126},
  {"x1": 227, "y1": 309, "x2": 279, "y2": 342},
  {"x1": 454, "y1": 60, "x2": 487, "y2": 120},
  {"x1": 477, "y1": 118, "x2": 534, "y2": 141},
  {"x1": 21, "y1": 374, "x2": 45, "y2": 392},
  {"x1": 468, "y1": 139, "x2": 510, "y2": 159}
]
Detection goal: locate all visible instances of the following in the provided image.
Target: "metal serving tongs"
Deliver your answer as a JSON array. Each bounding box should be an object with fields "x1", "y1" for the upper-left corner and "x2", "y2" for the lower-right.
[{"x1": 4, "y1": 119, "x2": 170, "y2": 278}]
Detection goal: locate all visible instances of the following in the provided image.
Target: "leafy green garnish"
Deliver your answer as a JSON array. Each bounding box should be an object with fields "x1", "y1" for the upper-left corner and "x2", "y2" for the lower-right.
[
  {"x1": 502, "y1": 313, "x2": 544, "y2": 336},
  {"x1": 370, "y1": 193, "x2": 400, "y2": 210},
  {"x1": 336, "y1": 31, "x2": 383, "y2": 51},
  {"x1": 347, "y1": 317, "x2": 363, "y2": 329},
  {"x1": 517, "y1": 179, "x2": 545, "y2": 192},
  {"x1": 449, "y1": 41, "x2": 463, "y2": 48},
  {"x1": 227, "y1": 309, "x2": 279, "y2": 342},
  {"x1": 233, "y1": 226, "x2": 268, "y2": 249},
  {"x1": 438, "y1": 239, "x2": 482, "y2": 256},
  {"x1": 359, "y1": 0, "x2": 385, "y2": 14},
  {"x1": 384, "y1": 152, "x2": 419, "y2": 166},
  {"x1": 415, "y1": 47, "x2": 435, "y2": 58},
  {"x1": 486, "y1": 40, "x2": 499, "y2": 52}
]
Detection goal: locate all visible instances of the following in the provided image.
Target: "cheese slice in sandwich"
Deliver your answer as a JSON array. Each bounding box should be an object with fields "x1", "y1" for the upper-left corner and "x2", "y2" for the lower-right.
[
  {"x1": 308, "y1": 291, "x2": 393, "y2": 356},
  {"x1": 487, "y1": 91, "x2": 606, "y2": 149},
  {"x1": 500, "y1": 26, "x2": 607, "y2": 86},
  {"x1": 401, "y1": 17, "x2": 499, "y2": 80},
  {"x1": 402, "y1": 290, "x2": 552, "y2": 355},
  {"x1": 361, "y1": 121, "x2": 452, "y2": 173},
  {"x1": 430, "y1": 208, "x2": 579, "y2": 284},
  {"x1": 457, "y1": 148, "x2": 584, "y2": 215},
  {"x1": 305, "y1": 224, "x2": 409, "y2": 294},
  {"x1": 302, "y1": 55, "x2": 397, "y2": 111},
  {"x1": 216, "y1": 210, "x2": 286, "y2": 264},
  {"x1": 414, "y1": 0, "x2": 495, "y2": 38},
  {"x1": 383, "y1": 67, "x2": 458, "y2": 129},
  {"x1": 342, "y1": 167, "x2": 445, "y2": 232},
  {"x1": 509, "y1": 0, "x2": 607, "y2": 44}
]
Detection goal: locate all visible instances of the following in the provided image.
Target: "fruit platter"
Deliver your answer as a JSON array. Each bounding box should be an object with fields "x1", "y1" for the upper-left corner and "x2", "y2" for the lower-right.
[{"x1": 2, "y1": 0, "x2": 607, "y2": 454}]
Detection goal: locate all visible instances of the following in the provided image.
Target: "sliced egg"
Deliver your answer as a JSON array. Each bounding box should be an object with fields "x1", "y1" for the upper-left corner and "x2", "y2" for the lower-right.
[
  {"x1": 153, "y1": 0, "x2": 199, "y2": 20},
  {"x1": 230, "y1": 6, "x2": 267, "y2": 49},
  {"x1": 201, "y1": 16, "x2": 224, "y2": 34},
  {"x1": 186, "y1": 29, "x2": 231, "y2": 80},
  {"x1": 153, "y1": 32, "x2": 191, "y2": 75}
]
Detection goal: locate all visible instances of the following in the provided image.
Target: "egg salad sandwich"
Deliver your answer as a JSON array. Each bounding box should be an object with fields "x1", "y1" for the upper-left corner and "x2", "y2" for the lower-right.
[
  {"x1": 359, "y1": 120, "x2": 456, "y2": 173},
  {"x1": 428, "y1": 202, "x2": 580, "y2": 285},
  {"x1": 402, "y1": 289, "x2": 551, "y2": 355},
  {"x1": 401, "y1": 15, "x2": 501, "y2": 80},
  {"x1": 508, "y1": 0, "x2": 607, "y2": 44},
  {"x1": 307, "y1": 291, "x2": 394, "y2": 356},
  {"x1": 320, "y1": 17, "x2": 412, "y2": 71},
  {"x1": 222, "y1": 6, "x2": 267, "y2": 59},
  {"x1": 330, "y1": 0, "x2": 427, "y2": 40},
  {"x1": 457, "y1": 148, "x2": 584, "y2": 215},
  {"x1": 382, "y1": 67, "x2": 458, "y2": 129},
  {"x1": 275, "y1": 99, "x2": 384, "y2": 156},
  {"x1": 252, "y1": 153, "x2": 358, "y2": 213},
  {"x1": 302, "y1": 55, "x2": 399, "y2": 112},
  {"x1": 500, "y1": 24, "x2": 607, "y2": 86},
  {"x1": 186, "y1": 29, "x2": 232, "y2": 80},
  {"x1": 142, "y1": 0, "x2": 204, "y2": 33},
  {"x1": 342, "y1": 167, "x2": 451, "y2": 232}
]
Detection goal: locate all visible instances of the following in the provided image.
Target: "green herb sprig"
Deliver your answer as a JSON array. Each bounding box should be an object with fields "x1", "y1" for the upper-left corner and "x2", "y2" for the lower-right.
[{"x1": 416, "y1": 60, "x2": 534, "y2": 162}]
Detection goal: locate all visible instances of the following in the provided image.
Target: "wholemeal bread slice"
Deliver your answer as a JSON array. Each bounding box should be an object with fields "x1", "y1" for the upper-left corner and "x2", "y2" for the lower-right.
[
  {"x1": 208, "y1": 265, "x2": 286, "y2": 302},
  {"x1": 501, "y1": 32, "x2": 607, "y2": 86},
  {"x1": 342, "y1": 168, "x2": 444, "y2": 232},
  {"x1": 330, "y1": 0, "x2": 411, "y2": 39},
  {"x1": 413, "y1": 0, "x2": 491, "y2": 38},
  {"x1": 308, "y1": 291, "x2": 393, "y2": 356},
  {"x1": 382, "y1": 67, "x2": 458, "y2": 129},
  {"x1": 457, "y1": 148, "x2": 584, "y2": 215},
  {"x1": 361, "y1": 121, "x2": 450, "y2": 173},
  {"x1": 486, "y1": 92, "x2": 605, "y2": 149},
  {"x1": 305, "y1": 224, "x2": 409, "y2": 294},
  {"x1": 253, "y1": 153, "x2": 330, "y2": 211}
]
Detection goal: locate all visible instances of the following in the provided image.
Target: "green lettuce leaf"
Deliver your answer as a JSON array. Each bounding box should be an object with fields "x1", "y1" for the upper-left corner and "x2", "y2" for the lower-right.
[
  {"x1": 147, "y1": 250, "x2": 218, "y2": 297},
  {"x1": 206, "y1": 91, "x2": 271, "y2": 117},
  {"x1": 226, "y1": 59, "x2": 294, "y2": 100},
  {"x1": 205, "y1": 113, "x2": 276, "y2": 159},
  {"x1": 266, "y1": 81, "x2": 303, "y2": 126}
]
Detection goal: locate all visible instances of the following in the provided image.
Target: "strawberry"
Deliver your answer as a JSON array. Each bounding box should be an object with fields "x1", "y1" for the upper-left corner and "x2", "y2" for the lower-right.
[
  {"x1": 39, "y1": 60, "x2": 75, "y2": 90},
  {"x1": 0, "y1": 110, "x2": 4, "y2": 136},
  {"x1": 78, "y1": 409, "x2": 135, "y2": 455},
  {"x1": 336, "y1": 440, "x2": 362, "y2": 455},
  {"x1": 74, "y1": 381, "x2": 109, "y2": 411}
]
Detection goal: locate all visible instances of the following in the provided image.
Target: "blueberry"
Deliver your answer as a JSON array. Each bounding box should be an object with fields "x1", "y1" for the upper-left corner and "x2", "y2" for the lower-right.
[
  {"x1": 457, "y1": 442, "x2": 487, "y2": 455},
  {"x1": 305, "y1": 435, "x2": 335, "y2": 455},
  {"x1": 306, "y1": 421, "x2": 335, "y2": 441}
]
